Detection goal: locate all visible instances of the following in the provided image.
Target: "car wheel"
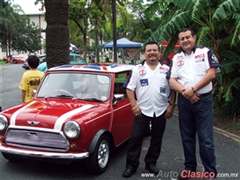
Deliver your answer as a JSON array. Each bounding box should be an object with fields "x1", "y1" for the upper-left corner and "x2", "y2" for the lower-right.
[
  {"x1": 13, "y1": 59, "x2": 17, "y2": 64},
  {"x1": 2, "y1": 152, "x2": 19, "y2": 162},
  {"x1": 85, "y1": 135, "x2": 111, "y2": 174}
]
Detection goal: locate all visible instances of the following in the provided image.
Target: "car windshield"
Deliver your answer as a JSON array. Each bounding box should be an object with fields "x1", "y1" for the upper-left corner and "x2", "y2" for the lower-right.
[{"x1": 37, "y1": 72, "x2": 110, "y2": 101}]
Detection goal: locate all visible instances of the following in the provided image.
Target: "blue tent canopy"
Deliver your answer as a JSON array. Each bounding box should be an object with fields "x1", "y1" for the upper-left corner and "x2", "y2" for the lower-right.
[{"x1": 103, "y1": 38, "x2": 143, "y2": 48}]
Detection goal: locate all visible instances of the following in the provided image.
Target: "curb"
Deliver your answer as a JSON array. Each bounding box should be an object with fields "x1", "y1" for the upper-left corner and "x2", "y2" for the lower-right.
[
  {"x1": 213, "y1": 126, "x2": 240, "y2": 142},
  {"x1": 173, "y1": 111, "x2": 240, "y2": 142}
]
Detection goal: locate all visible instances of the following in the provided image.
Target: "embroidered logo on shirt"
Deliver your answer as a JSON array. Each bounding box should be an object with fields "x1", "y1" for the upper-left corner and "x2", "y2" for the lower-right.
[
  {"x1": 211, "y1": 54, "x2": 219, "y2": 63},
  {"x1": 140, "y1": 79, "x2": 148, "y2": 86},
  {"x1": 160, "y1": 87, "x2": 166, "y2": 93},
  {"x1": 195, "y1": 58, "x2": 205, "y2": 63},
  {"x1": 195, "y1": 54, "x2": 205, "y2": 59},
  {"x1": 177, "y1": 60, "x2": 184, "y2": 67},
  {"x1": 139, "y1": 69, "x2": 146, "y2": 76},
  {"x1": 159, "y1": 66, "x2": 168, "y2": 73},
  {"x1": 195, "y1": 54, "x2": 205, "y2": 63}
]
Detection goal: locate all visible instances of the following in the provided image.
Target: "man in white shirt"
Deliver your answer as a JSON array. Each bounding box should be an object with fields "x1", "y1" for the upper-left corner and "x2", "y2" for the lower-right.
[
  {"x1": 170, "y1": 28, "x2": 219, "y2": 180},
  {"x1": 122, "y1": 41, "x2": 176, "y2": 178}
]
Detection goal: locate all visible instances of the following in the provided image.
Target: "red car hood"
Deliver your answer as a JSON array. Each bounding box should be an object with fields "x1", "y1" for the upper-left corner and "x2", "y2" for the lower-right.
[{"x1": 7, "y1": 100, "x2": 96, "y2": 131}]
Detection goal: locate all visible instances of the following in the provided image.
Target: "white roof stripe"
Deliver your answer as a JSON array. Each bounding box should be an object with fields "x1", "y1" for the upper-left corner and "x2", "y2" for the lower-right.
[{"x1": 49, "y1": 63, "x2": 135, "y2": 73}]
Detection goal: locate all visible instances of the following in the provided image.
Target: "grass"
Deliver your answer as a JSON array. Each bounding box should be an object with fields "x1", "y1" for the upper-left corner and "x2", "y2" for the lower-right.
[{"x1": 0, "y1": 59, "x2": 6, "y2": 65}]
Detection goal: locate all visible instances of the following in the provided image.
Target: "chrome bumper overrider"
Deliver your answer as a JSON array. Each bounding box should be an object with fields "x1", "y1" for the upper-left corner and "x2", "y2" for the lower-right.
[{"x1": 0, "y1": 146, "x2": 89, "y2": 159}]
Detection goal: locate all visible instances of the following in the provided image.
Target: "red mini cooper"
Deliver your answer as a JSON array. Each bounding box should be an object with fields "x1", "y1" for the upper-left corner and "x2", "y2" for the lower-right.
[{"x1": 0, "y1": 63, "x2": 135, "y2": 174}]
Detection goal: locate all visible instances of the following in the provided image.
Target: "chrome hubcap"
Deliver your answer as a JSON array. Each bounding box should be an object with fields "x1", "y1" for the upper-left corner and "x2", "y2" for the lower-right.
[{"x1": 97, "y1": 140, "x2": 109, "y2": 168}]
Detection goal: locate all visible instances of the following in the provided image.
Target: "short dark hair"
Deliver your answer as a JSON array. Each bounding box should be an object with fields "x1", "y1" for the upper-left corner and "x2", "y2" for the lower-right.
[
  {"x1": 178, "y1": 28, "x2": 195, "y2": 37},
  {"x1": 27, "y1": 55, "x2": 40, "y2": 68},
  {"x1": 143, "y1": 41, "x2": 160, "y2": 51}
]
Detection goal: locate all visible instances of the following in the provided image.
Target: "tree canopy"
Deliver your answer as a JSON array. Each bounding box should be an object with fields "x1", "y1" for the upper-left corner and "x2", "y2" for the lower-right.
[{"x1": 0, "y1": 0, "x2": 42, "y2": 55}]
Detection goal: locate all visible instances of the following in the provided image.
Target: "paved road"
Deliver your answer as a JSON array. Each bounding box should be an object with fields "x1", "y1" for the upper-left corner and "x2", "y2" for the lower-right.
[{"x1": 0, "y1": 64, "x2": 239, "y2": 180}]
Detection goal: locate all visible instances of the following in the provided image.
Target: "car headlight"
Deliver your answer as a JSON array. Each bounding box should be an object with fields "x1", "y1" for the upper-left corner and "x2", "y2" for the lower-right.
[
  {"x1": 0, "y1": 115, "x2": 8, "y2": 131},
  {"x1": 64, "y1": 121, "x2": 80, "y2": 139}
]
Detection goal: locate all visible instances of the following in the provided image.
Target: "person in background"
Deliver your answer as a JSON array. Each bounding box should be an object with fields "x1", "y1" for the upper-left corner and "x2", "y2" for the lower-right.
[
  {"x1": 169, "y1": 28, "x2": 219, "y2": 180},
  {"x1": 19, "y1": 55, "x2": 44, "y2": 103},
  {"x1": 89, "y1": 52, "x2": 95, "y2": 63},
  {"x1": 105, "y1": 53, "x2": 110, "y2": 62},
  {"x1": 122, "y1": 41, "x2": 176, "y2": 178}
]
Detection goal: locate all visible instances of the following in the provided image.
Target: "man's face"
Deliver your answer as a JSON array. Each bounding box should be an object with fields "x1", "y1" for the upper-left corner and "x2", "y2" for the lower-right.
[
  {"x1": 143, "y1": 44, "x2": 160, "y2": 64},
  {"x1": 178, "y1": 30, "x2": 196, "y2": 54}
]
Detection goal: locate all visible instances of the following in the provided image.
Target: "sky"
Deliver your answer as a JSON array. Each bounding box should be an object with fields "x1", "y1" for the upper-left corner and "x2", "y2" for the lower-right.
[
  {"x1": 12, "y1": 0, "x2": 45, "y2": 14},
  {"x1": 12, "y1": 0, "x2": 149, "y2": 15}
]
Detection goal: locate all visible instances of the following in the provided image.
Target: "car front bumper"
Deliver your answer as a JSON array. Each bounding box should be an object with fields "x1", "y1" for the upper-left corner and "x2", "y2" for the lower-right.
[{"x1": 0, "y1": 146, "x2": 89, "y2": 159}]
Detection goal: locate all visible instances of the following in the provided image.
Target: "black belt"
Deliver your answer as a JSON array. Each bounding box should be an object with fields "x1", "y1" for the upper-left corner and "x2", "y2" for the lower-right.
[{"x1": 198, "y1": 91, "x2": 212, "y2": 97}]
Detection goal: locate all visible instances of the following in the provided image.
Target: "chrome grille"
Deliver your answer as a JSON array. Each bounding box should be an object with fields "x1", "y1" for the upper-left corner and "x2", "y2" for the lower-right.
[{"x1": 5, "y1": 128, "x2": 69, "y2": 152}]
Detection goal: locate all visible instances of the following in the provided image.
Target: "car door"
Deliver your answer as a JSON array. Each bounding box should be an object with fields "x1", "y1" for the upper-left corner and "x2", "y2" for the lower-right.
[{"x1": 111, "y1": 72, "x2": 134, "y2": 145}]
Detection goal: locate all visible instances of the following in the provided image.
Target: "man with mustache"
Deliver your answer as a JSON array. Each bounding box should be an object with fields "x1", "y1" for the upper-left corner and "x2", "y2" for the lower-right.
[{"x1": 122, "y1": 41, "x2": 176, "y2": 178}]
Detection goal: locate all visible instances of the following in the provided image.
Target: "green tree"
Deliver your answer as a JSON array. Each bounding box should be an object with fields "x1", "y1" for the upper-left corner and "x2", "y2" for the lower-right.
[
  {"x1": 0, "y1": 1, "x2": 25, "y2": 55},
  {"x1": 12, "y1": 21, "x2": 42, "y2": 53},
  {"x1": 146, "y1": 0, "x2": 240, "y2": 115},
  {"x1": 1, "y1": 0, "x2": 42, "y2": 55}
]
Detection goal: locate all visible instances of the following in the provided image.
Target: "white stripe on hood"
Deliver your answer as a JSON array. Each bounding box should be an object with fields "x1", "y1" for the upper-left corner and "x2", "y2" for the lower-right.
[
  {"x1": 54, "y1": 104, "x2": 94, "y2": 131},
  {"x1": 10, "y1": 101, "x2": 36, "y2": 125}
]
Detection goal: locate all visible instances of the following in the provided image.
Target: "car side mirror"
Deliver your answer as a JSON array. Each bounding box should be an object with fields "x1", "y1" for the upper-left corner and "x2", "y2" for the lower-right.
[{"x1": 113, "y1": 96, "x2": 118, "y2": 106}]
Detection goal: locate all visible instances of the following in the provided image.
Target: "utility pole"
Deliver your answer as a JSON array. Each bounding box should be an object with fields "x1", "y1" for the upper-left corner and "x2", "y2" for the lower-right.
[{"x1": 112, "y1": 0, "x2": 117, "y2": 62}]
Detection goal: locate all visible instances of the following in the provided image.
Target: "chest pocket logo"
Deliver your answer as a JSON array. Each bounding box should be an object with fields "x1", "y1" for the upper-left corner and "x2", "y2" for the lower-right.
[
  {"x1": 140, "y1": 79, "x2": 148, "y2": 86},
  {"x1": 177, "y1": 60, "x2": 184, "y2": 67}
]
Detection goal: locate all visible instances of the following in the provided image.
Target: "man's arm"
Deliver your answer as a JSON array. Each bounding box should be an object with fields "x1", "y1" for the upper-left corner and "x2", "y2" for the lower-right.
[
  {"x1": 183, "y1": 68, "x2": 217, "y2": 97},
  {"x1": 165, "y1": 89, "x2": 177, "y2": 119},
  {"x1": 191, "y1": 68, "x2": 217, "y2": 92},
  {"x1": 169, "y1": 78, "x2": 185, "y2": 95},
  {"x1": 126, "y1": 88, "x2": 141, "y2": 115}
]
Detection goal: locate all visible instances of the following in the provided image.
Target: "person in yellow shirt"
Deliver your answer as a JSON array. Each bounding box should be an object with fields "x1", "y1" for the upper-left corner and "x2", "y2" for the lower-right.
[{"x1": 19, "y1": 55, "x2": 44, "y2": 103}]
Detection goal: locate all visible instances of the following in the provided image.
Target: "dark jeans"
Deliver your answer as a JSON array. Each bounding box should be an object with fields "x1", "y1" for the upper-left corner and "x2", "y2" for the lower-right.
[
  {"x1": 178, "y1": 93, "x2": 217, "y2": 174},
  {"x1": 126, "y1": 112, "x2": 166, "y2": 170}
]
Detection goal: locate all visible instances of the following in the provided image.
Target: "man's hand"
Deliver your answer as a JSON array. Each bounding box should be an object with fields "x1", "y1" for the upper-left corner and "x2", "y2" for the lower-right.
[
  {"x1": 182, "y1": 87, "x2": 195, "y2": 100},
  {"x1": 189, "y1": 94, "x2": 200, "y2": 104},
  {"x1": 165, "y1": 105, "x2": 174, "y2": 119}
]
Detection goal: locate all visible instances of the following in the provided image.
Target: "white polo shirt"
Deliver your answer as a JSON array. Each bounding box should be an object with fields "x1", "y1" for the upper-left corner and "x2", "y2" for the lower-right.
[
  {"x1": 127, "y1": 62, "x2": 171, "y2": 117},
  {"x1": 171, "y1": 46, "x2": 220, "y2": 94}
]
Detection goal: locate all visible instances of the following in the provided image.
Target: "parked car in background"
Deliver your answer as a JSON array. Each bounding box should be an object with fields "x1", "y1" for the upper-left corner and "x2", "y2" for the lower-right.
[
  {"x1": 37, "y1": 52, "x2": 86, "y2": 72},
  {"x1": 3, "y1": 54, "x2": 27, "y2": 64},
  {"x1": 0, "y1": 63, "x2": 135, "y2": 174},
  {"x1": 22, "y1": 54, "x2": 46, "y2": 70}
]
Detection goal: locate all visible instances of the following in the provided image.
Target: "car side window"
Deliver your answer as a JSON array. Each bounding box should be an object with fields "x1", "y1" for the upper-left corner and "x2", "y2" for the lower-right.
[{"x1": 114, "y1": 73, "x2": 127, "y2": 99}]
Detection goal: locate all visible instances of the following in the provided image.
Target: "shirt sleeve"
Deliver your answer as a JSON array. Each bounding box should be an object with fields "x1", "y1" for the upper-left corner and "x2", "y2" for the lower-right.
[
  {"x1": 19, "y1": 73, "x2": 27, "y2": 91},
  {"x1": 208, "y1": 49, "x2": 220, "y2": 68},
  {"x1": 126, "y1": 66, "x2": 138, "y2": 91},
  {"x1": 170, "y1": 55, "x2": 178, "y2": 78}
]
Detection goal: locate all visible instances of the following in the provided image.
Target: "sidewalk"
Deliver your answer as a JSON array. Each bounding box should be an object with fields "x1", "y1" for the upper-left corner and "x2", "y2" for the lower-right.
[{"x1": 119, "y1": 114, "x2": 240, "y2": 180}]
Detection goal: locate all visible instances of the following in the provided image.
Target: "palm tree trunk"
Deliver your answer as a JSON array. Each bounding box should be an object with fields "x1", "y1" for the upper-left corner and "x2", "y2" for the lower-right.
[{"x1": 45, "y1": 0, "x2": 69, "y2": 69}]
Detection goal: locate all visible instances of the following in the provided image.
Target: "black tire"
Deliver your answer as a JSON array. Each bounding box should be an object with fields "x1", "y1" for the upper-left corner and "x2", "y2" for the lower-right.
[
  {"x1": 2, "y1": 152, "x2": 19, "y2": 162},
  {"x1": 13, "y1": 59, "x2": 17, "y2": 64},
  {"x1": 85, "y1": 135, "x2": 111, "y2": 174}
]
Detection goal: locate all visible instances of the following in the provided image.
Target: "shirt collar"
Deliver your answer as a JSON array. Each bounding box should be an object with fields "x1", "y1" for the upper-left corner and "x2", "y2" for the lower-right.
[{"x1": 182, "y1": 45, "x2": 196, "y2": 55}]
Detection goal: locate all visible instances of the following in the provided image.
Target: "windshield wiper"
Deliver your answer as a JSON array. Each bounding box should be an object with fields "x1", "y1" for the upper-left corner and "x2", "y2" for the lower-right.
[
  {"x1": 81, "y1": 97, "x2": 102, "y2": 102},
  {"x1": 45, "y1": 94, "x2": 74, "y2": 98}
]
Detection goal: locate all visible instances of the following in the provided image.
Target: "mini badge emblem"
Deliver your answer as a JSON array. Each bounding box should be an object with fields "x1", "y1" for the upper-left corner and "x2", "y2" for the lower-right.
[{"x1": 27, "y1": 121, "x2": 40, "y2": 126}]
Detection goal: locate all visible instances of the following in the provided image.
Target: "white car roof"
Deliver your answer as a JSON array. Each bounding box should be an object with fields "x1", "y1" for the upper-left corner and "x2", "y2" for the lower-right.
[{"x1": 48, "y1": 63, "x2": 135, "y2": 73}]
